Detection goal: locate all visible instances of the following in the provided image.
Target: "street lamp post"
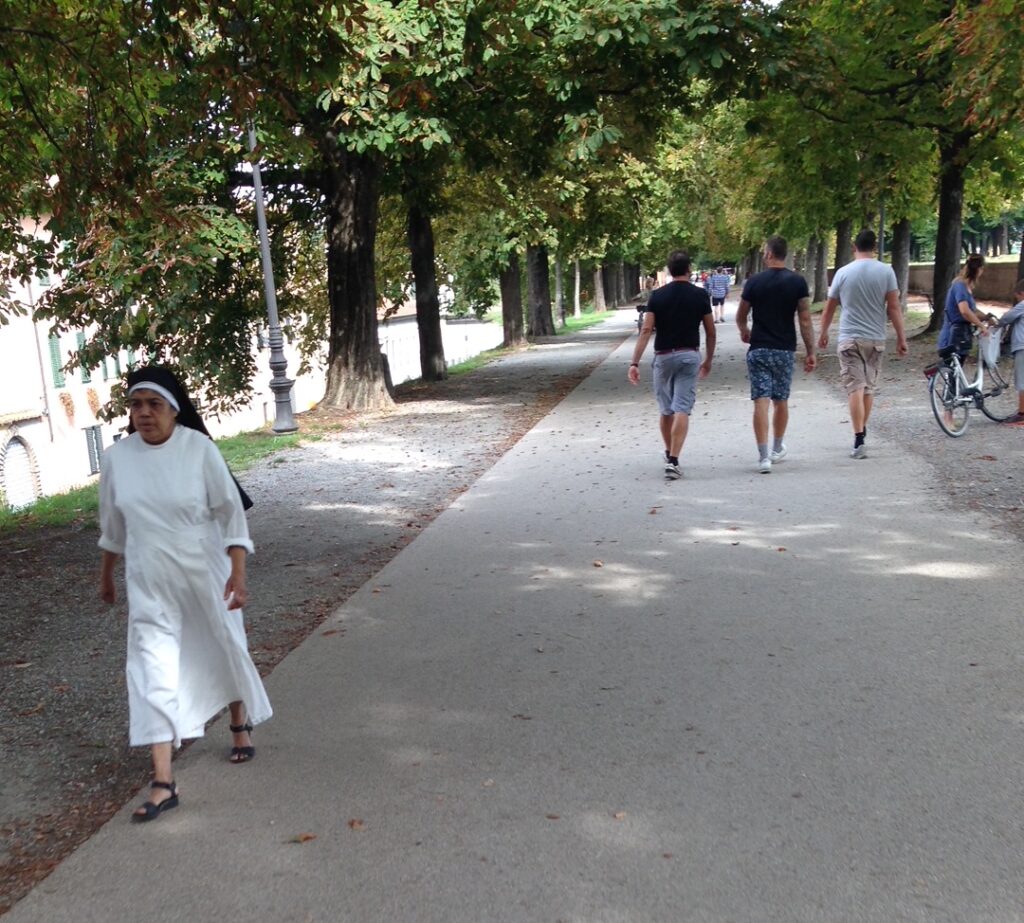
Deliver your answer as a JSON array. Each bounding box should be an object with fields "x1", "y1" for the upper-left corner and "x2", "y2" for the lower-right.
[{"x1": 246, "y1": 121, "x2": 298, "y2": 434}]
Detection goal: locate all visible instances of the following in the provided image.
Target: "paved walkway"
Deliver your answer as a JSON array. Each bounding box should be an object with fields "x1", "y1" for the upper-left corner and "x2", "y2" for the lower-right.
[{"x1": 9, "y1": 311, "x2": 1024, "y2": 922}]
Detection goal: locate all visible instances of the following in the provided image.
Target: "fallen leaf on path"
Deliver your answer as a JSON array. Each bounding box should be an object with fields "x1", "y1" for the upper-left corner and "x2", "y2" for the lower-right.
[
  {"x1": 321, "y1": 629, "x2": 341, "y2": 637},
  {"x1": 287, "y1": 832, "x2": 317, "y2": 844},
  {"x1": 593, "y1": 560, "x2": 603, "y2": 567},
  {"x1": 612, "y1": 811, "x2": 627, "y2": 820},
  {"x1": 482, "y1": 779, "x2": 495, "y2": 788},
  {"x1": 730, "y1": 542, "x2": 740, "y2": 546},
  {"x1": 348, "y1": 819, "x2": 366, "y2": 831},
  {"x1": 649, "y1": 508, "x2": 659, "y2": 515},
  {"x1": 19, "y1": 702, "x2": 44, "y2": 716},
  {"x1": 512, "y1": 713, "x2": 533, "y2": 720},
  {"x1": 545, "y1": 814, "x2": 560, "y2": 821},
  {"x1": 777, "y1": 547, "x2": 786, "y2": 552},
  {"x1": 977, "y1": 455, "x2": 997, "y2": 461}
]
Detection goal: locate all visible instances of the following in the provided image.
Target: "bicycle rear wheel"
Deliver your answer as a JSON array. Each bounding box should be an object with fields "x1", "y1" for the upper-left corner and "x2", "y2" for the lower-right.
[
  {"x1": 930, "y1": 366, "x2": 969, "y2": 436},
  {"x1": 980, "y1": 353, "x2": 1018, "y2": 422}
]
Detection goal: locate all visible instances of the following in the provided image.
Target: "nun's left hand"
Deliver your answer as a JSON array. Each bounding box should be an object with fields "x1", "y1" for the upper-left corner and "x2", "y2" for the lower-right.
[{"x1": 224, "y1": 574, "x2": 248, "y2": 610}]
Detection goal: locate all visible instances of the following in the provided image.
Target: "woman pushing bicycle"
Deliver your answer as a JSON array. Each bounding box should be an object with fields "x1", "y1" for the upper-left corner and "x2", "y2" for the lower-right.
[{"x1": 938, "y1": 254, "x2": 990, "y2": 361}]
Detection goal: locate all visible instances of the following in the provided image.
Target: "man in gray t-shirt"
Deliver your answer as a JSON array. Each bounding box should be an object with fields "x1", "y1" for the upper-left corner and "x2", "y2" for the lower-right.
[{"x1": 818, "y1": 229, "x2": 908, "y2": 459}]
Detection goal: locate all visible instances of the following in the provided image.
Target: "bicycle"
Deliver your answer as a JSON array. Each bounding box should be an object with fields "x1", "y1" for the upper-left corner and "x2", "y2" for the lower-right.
[{"x1": 924, "y1": 320, "x2": 1017, "y2": 437}]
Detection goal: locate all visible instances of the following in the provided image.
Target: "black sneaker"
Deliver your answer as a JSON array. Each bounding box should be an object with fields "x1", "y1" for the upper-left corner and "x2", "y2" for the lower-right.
[{"x1": 664, "y1": 462, "x2": 682, "y2": 479}]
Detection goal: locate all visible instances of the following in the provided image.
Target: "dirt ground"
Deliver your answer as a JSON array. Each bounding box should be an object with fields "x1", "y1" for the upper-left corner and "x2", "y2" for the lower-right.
[{"x1": 2, "y1": 298, "x2": 1022, "y2": 914}]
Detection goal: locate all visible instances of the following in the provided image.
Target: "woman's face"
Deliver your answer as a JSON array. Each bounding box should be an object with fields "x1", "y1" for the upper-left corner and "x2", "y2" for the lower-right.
[{"x1": 129, "y1": 389, "x2": 177, "y2": 444}]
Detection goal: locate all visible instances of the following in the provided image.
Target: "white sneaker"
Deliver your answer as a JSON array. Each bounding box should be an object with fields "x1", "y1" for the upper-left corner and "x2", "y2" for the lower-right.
[
  {"x1": 769, "y1": 444, "x2": 787, "y2": 463},
  {"x1": 850, "y1": 444, "x2": 868, "y2": 459},
  {"x1": 664, "y1": 462, "x2": 682, "y2": 479},
  {"x1": 758, "y1": 457, "x2": 772, "y2": 474}
]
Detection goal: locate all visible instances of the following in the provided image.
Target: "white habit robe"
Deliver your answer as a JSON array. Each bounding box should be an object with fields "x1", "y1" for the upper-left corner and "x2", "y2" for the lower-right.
[{"x1": 99, "y1": 425, "x2": 272, "y2": 747}]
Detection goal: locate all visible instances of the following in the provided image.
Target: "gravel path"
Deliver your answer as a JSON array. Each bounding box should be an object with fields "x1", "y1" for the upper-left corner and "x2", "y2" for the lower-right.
[
  {"x1": 2, "y1": 297, "x2": 1022, "y2": 914},
  {"x1": 0, "y1": 321, "x2": 625, "y2": 913}
]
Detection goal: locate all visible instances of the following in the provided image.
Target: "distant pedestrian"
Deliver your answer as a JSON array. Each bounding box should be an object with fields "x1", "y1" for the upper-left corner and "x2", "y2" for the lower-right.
[
  {"x1": 709, "y1": 267, "x2": 730, "y2": 323},
  {"x1": 628, "y1": 249, "x2": 716, "y2": 479},
  {"x1": 736, "y1": 236, "x2": 817, "y2": 473},
  {"x1": 818, "y1": 229, "x2": 908, "y2": 459},
  {"x1": 98, "y1": 366, "x2": 271, "y2": 822},
  {"x1": 996, "y1": 277, "x2": 1024, "y2": 425}
]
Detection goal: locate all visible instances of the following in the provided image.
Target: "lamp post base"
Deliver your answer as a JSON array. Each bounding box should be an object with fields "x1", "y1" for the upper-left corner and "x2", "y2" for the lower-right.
[{"x1": 269, "y1": 375, "x2": 298, "y2": 434}]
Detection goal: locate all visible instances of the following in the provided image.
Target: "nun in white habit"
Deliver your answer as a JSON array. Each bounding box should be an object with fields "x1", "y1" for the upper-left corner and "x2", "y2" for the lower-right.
[{"x1": 98, "y1": 366, "x2": 271, "y2": 822}]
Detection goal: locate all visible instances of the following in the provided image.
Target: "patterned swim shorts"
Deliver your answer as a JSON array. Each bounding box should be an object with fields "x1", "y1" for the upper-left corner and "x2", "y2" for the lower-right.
[{"x1": 746, "y1": 348, "x2": 795, "y2": 401}]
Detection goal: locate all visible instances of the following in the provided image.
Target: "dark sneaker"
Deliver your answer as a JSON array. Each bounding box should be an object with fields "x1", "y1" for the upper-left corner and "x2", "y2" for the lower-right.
[{"x1": 664, "y1": 462, "x2": 682, "y2": 479}]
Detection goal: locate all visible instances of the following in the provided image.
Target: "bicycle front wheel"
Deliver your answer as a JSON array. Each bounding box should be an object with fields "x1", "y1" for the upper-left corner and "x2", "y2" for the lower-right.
[
  {"x1": 980, "y1": 353, "x2": 1018, "y2": 422},
  {"x1": 930, "y1": 366, "x2": 969, "y2": 436}
]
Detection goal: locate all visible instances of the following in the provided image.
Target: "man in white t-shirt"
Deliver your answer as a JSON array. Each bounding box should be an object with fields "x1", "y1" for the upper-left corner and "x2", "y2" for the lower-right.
[{"x1": 818, "y1": 229, "x2": 908, "y2": 459}]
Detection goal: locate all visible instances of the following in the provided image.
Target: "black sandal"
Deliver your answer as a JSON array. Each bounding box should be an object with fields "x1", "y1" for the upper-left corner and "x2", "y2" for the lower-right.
[
  {"x1": 229, "y1": 722, "x2": 255, "y2": 764},
  {"x1": 132, "y1": 780, "x2": 178, "y2": 823}
]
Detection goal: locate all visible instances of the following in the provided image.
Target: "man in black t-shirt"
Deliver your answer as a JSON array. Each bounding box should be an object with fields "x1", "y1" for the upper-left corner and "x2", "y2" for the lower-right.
[
  {"x1": 736, "y1": 236, "x2": 817, "y2": 474},
  {"x1": 628, "y1": 249, "x2": 715, "y2": 479}
]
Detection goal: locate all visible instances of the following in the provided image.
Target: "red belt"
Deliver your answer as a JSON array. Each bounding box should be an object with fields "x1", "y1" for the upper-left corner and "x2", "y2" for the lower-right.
[{"x1": 654, "y1": 347, "x2": 698, "y2": 355}]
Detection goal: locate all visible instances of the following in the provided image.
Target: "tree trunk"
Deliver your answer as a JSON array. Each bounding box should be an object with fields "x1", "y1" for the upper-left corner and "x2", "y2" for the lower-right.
[
  {"x1": 593, "y1": 266, "x2": 606, "y2": 312},
  {"x1": 500, "y1": 251, "x2": 525, "y2": 347},
  {"x1": 574, "y1": 258, "x2": 582, "y2": 317},
  {"x1": 891, "y1": 217, "x2": 912, "y2": 311},
  {"x1": 554, "y1": 255, "x2": 565, "y2": 327},
  {"x1": 407, "y1": 201, "x2": 446, "y2": 381},
  {"x1": 803, "y1": 237, "x2": 818, "y2": 301},
  {"x1": 616, "y1": 260, "x2": 627, "y2": 305},
  {"x1": 929, "y1": 135, "x2": 969, "y2": 333},
  {"x1": 625, "y1": 262, "x2": 640, "y2": 299},
  {"x1": 322, "y1": 148, "x2": 392, "y2": 411},
  {"x1": 601, "y1": 264, "x2": 615, "y2": 308},
  {"x1": 814, "y1": 237, "x2": 828, "y2": 302},
  {"x1": 1017, "y1": 239, "x2": 1024, "y2": 285},
  {"x1": 526, "y1": 244, "x2": 556, "y2": 337},
  {"x1": 834, "y1": 218, "x2": 853, "y2": 270}
]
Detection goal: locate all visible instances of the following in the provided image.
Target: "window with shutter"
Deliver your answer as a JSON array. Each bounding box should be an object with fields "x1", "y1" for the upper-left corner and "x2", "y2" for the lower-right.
[
  {"x1": 85, "y1": 426, "x2": 103, "y2": 475},
  {"x1": 76, "y1": 332, "x2": 91, "y2": 383},
  {"x1": 48, "y1": 335, "x2": 66, "y2": 387}
]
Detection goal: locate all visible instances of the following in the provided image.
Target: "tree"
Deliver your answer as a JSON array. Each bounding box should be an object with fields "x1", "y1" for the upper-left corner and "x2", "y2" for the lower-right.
[
  {"x1": 3, "y1": 0, "x2": 786, "y2": 410},
  {"x1": 778, "y1": 0, "x2": 1023, "y2": 331}
]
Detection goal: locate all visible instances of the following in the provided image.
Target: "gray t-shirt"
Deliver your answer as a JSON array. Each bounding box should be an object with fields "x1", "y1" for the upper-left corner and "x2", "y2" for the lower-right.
[{"x1": 828, "y1": 258, "x2": 898, "y2": 341}]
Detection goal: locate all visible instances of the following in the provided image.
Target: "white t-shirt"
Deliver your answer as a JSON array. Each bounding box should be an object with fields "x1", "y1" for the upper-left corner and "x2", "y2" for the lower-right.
[{"x1": 828, "y1": 258, "x2": 898, "y2": 341}]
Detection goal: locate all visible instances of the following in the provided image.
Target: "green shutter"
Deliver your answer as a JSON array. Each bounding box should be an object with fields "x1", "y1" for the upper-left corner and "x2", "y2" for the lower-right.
[
  {"x1": 76, "y1": 332, "x2": 91, "y2": 383},
  {"x1": 48, "y1": 335, "x2": 65, "y2": 387}
]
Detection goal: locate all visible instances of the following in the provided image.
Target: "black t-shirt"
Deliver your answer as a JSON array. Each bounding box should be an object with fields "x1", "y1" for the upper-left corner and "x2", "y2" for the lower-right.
[
  {"x1": 740, "y1": 268, "x2": 809, "y2": 351},
  {"x1": 647, "y1": 281, "x2": 711, "y2": 352}
]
